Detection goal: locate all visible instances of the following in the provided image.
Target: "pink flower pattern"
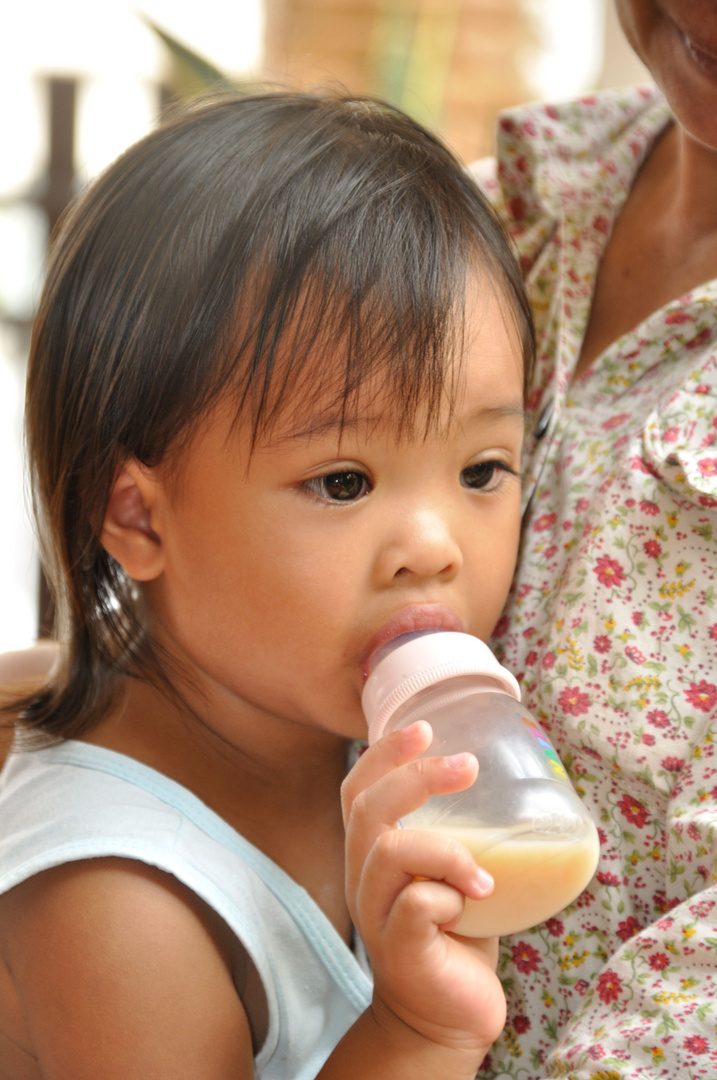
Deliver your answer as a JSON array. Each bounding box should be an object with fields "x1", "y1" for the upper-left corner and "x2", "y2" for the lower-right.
[{"x1": 474, "y1": 87, "x2": 717, "y2": 1077}]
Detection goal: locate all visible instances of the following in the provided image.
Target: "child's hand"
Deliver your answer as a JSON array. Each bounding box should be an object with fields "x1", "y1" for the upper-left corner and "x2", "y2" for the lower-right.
[{"x1": 341, "y1": 720, "x2": 506, "y2": 1066}]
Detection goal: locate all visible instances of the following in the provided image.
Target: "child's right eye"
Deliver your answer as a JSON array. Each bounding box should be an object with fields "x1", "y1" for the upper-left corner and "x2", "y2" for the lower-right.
[{"x1": 304, "y1": 471, "x2": 371, "y2": 503}]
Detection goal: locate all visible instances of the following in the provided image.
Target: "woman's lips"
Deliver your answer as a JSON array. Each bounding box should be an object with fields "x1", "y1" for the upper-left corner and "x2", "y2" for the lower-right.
[
  {"x1": 681, "y1": 27, "x2": 717, "y2": 80},
  {"x1": 362, "y1": 605, "x2": 465, "y2": 679}
]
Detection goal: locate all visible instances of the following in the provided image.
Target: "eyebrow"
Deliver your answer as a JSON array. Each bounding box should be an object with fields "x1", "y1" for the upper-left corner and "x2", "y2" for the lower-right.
[
  {"x1": 270, "y1": 402, "x2": 526, "y2": 445},
  {"x1": 273, "y1": 415, "x2": 379, "y2": 443},
  {"x1": 461, "y1": 404, "x2": 526, "y2": 425}
]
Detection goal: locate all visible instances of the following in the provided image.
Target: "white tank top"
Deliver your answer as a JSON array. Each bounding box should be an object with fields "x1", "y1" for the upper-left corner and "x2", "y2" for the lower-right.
[{"x1": 0, "y1": 739, "x2": 372, "y2": 1078}]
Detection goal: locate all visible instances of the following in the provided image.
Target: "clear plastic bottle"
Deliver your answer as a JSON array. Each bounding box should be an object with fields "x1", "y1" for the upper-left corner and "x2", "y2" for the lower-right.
[{"x1": 362, "y1": 630, "x2": 600, "y2": 937}]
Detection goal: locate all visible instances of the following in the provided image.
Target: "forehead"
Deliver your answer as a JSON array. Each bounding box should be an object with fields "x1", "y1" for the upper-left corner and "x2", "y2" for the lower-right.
[
  {"x1": 258, "y1": 279, "x2": 525, "y2": 448},
  {"x1": 164, "y1": 283, "x2": 525, "y2": 500}
]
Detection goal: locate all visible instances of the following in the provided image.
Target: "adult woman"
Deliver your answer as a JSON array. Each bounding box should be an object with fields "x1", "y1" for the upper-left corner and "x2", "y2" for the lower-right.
[{"x1": 475, "y1": 2, "x2": 717, "y2": 1075}]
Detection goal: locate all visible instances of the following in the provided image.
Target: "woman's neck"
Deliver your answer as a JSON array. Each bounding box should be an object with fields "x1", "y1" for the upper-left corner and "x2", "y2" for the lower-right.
[
  {"x1": 575, "y1": 120, "x2": 717, "y2": 378},
  {"x1": 645, "y1": 122, "x2": 717, "y2": 240}
]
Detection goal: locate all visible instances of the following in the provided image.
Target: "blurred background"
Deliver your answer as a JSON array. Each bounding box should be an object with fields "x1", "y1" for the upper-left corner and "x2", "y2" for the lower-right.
[{"x1": 0, "y1": 0, "x2": 648, "y2": 652}]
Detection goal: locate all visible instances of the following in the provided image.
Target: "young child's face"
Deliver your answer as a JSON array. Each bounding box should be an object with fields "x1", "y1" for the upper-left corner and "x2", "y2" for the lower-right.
[{"x1": 146, "y1": 281, "x2": 525, "y2": 742}]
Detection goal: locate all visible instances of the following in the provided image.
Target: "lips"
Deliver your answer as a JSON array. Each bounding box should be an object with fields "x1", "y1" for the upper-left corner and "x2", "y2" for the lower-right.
[
  {"x1": 362, "y1": 604, "x2": 465, "y2": 678},
  {"x1": 676, "y1": 16, "x2": 717, "y2": 78}
]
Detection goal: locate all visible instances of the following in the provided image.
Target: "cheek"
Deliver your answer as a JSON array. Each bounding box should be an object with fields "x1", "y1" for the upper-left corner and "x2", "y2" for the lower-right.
[
  {"x1": 467, "y1": 503, "x2": 521, "y2": 638},
  {"x1": 164, "y1": 505, "x2": 359, "y2": 650}
]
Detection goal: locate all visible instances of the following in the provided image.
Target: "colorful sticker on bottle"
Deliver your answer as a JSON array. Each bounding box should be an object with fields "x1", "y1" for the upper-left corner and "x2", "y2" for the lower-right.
[{"x1": 520, "y1": 714, "x2": 569, "y2": 781}]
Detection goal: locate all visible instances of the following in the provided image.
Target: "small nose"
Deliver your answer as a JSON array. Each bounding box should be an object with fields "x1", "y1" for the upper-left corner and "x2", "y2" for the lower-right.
[{"x1": 376, "y1": 503, "x2": 463, "y2": 583}]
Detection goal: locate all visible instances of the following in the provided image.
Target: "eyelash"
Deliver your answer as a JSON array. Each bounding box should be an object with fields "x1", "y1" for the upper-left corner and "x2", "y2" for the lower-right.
[
  {"x1": 304, "y1": 471, "x2": 372, "y2": 503},
  {"x1": 304, "y1": 460, "x2": 518, "y2": 504},
  {"x1": 460, "y1": 460, "x2": 518, "y2": 492}
]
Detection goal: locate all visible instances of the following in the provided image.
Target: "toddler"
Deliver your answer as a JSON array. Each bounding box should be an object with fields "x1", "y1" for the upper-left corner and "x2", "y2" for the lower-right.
[{"x1": 0, "y1": 91, "x2": 533, "y2": 1079}]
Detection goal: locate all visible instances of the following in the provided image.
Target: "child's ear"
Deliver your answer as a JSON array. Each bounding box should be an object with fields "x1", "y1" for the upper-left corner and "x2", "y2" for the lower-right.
[{"x1": 101, "y1": 461, "x2": 165, "y2": 581}]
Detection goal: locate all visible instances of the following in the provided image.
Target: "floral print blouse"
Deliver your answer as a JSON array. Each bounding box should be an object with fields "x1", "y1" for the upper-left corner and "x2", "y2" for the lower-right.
[{"x1": 475, "y1": 86, "x2": 717, "y2": 1078}]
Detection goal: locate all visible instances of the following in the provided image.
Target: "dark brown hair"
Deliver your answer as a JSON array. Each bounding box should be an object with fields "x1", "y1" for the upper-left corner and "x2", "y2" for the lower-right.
[{"x1": 14, "y1": 89, "x2": 534, "y2": 740}]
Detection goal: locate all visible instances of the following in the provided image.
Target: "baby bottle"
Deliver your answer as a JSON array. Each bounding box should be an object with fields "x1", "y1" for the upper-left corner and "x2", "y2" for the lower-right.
[{"x1": 362, "y1": 630, "x2": 600, "y2": 938}]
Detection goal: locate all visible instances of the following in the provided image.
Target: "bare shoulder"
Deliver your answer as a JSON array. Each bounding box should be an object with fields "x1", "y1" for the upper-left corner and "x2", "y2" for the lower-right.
[{"x1": 0, "y1": 857, "x2": 257, "y2": 1079}]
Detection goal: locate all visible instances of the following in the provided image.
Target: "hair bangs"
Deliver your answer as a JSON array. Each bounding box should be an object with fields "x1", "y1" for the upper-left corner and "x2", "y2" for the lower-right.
[{"x1": 209, "y1": 114, "x2": 499, "y2": 444}]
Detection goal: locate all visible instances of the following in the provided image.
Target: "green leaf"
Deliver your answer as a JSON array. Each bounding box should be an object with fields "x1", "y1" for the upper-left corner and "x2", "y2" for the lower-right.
[
  {"x1": 668, "y1": 858, "x2": 686, "y2": 880},
  {"x1": 655, "y1": 1012, "x2": 679, "y2": 1035},
  {"x1": 692, "y1": 523, "x2": 714, "y2": 542},
  {"x1": 562, "y1": 592, "x2": 584, "y2": 608},
  {"x1": 139, "y1": 14, "x2": 235, "y2": 98}
]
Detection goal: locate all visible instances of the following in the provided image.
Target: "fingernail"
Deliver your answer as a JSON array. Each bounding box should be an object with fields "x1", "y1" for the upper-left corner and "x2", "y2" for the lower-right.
[
  {"x1": 475, "y1": 866, "x2": 494, "y2": 894},
  {"x1": 445, "y1": 752, "x2": 473, "y2": 769},
  {"x1": 398, "y1": 720, "x2": 427, "y2": 740},
  {"x1": 400, "y1": 721, "x2": 421, "y2": 738}
]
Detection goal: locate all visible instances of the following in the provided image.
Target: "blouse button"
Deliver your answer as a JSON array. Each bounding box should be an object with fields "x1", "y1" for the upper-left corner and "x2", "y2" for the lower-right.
[{"x1": 534, "y1": 398, "x2": 554, "y2": 440}]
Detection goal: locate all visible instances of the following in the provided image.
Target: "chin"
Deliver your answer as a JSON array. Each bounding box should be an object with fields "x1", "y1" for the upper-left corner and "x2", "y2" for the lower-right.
[{"x1": 669, "y1": 87, "x2": 717, "y2": 152}]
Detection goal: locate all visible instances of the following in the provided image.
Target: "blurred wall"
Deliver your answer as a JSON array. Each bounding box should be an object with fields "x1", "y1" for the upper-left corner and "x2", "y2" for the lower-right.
[{"x1": 264, "y1": 0, "x2": 535, "y2": 162}]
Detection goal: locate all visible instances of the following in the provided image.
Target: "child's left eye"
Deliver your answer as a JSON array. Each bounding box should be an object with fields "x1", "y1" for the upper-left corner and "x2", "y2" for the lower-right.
[
  {"x1": 461, "y1": 460, "x2": 516, "y2": 491},
  {"x1": 304, "y1": 470, "x2": 371, "y2": 503}
]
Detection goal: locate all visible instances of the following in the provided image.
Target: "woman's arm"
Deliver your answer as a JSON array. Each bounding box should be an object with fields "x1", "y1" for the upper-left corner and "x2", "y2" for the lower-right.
[
  {"x1": 0, "y1": 642, "x2": 60, "y2": 688},
  {"x1": 0, "y1": 642, "x2": 61, "y2": 768}
]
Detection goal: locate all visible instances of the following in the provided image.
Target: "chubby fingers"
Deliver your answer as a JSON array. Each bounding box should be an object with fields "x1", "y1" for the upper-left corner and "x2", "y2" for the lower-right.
[
  {"x1": 356, "y1": 827, "x2": 494, "y2": 936},
  {"x1": 341, "y1": 721, "x2": 435, "y2": 827},
  {"x1": 342, "y1": 721, "x2": 479, "y2": 825},
  {"x1": 342, "y1": 722, "x2": 481, "y2": 901}
]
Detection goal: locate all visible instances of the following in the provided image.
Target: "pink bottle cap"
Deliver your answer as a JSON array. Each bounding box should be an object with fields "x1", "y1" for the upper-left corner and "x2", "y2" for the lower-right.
[{"x1": 362, "y1": 630, "x2": 521, "y2": 745}]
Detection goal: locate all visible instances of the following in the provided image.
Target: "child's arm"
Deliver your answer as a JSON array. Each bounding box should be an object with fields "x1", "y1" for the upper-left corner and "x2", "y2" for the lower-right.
[
  {"x1": 0, "y1": 722, "x2": 503, "y2": 1080},
  {"x1": 319, "y1": 719, "x2": 506, "y2": 1079},
  {"x1": 0, "y1": 858, "x2": 257, "y2": 1078}
]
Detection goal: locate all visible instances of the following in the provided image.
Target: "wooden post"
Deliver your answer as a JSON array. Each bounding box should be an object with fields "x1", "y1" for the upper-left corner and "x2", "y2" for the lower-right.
[{"x1": 36, "y1": 77, "x2": 78, "y2": 638}]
